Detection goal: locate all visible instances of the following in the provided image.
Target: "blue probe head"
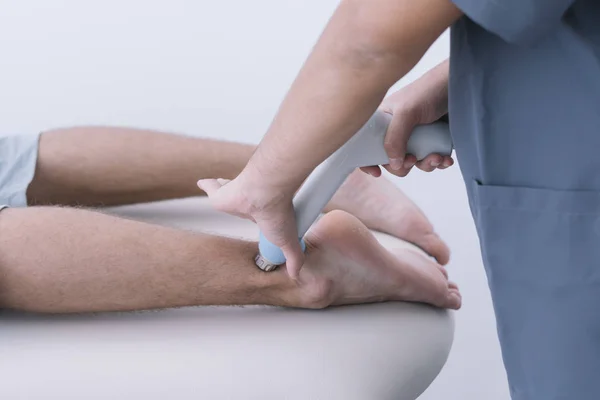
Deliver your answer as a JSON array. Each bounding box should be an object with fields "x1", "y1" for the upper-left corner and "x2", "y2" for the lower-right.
[{"x1": 257, "y1": 232, "x2": 306, "y2": 267}]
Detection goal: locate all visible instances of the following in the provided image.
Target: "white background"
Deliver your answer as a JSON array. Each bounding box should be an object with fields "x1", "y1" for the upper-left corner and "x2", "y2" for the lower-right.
[{"x1": 0, "y1": 1, "x2": 509, "y2": 398}]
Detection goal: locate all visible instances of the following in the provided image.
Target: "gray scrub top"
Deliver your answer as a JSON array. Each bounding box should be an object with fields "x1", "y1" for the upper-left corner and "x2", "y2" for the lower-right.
[
  {"x1": 448, "y1": 1, "x2": 600, "y2": 399},
  {"x1": 449, "y1": 0, "x2": 600, "y2": 190}
]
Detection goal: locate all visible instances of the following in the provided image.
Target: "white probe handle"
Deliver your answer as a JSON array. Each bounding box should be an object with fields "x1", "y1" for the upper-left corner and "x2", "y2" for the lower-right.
[
  {"x1": 293, "y1": 111, "x2": 453, "y2": 238},
  {"x1": 257, "y1": 110, "x2": 453, "y2": 267}
]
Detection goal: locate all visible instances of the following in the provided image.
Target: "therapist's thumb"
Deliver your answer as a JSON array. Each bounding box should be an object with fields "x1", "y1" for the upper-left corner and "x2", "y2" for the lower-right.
[
  {"x1": 257, "y1": 209, "x2": 306, "y2": 280},
  {"x1": 278, "y1": 225, "x2": 306, "y2": 280},
  {"x1": 383, "y1": 110, "x2": 418, "y2": 175},
  {"x1": 282, "y1": 241, "x2": 306, "y2": 280}
]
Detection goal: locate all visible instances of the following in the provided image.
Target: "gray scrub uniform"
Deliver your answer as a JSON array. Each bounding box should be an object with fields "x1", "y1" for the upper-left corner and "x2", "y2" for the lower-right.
[{"x1": 448, "y1": 0, "x2": 600, "y2": 398}]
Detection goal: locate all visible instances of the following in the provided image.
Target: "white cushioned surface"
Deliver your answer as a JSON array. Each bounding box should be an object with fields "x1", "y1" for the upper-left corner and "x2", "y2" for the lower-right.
[{"x1": 0, "y1": 198, "x2": 454, "y2": 400}]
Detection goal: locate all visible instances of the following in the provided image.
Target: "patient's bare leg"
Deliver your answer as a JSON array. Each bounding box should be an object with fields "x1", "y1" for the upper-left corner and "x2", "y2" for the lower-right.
[
  {"x1": 27, "y1": 127, "x2": 253, "y2": 206},
  {"x1": 0, "y1": 207, "x2": 459, "y2": 314},
  {"x1": 26, "y1": 127, "x2": 450, "y2": 262}
]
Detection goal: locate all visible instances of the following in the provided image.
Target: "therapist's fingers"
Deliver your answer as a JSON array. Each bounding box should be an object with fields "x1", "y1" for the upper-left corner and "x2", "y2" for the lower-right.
[
  {"x1": 420, "y1": 155, "x2": 454, "y2": 170},
  {"x1": 415, "y1": 155, "x2": 454, "y2": 172},
  {"x1": 274, "y1": 223, "x2": 306, "y2": 280},
  {"x1": 438, "y1": 156, "x2": 454, "y2": 169},
  {"x1": 282, "y1": 242, "x2": 306, "y2": 281},
  {"x1": 197, "y1": 178, "x2": 227, "y2": 196},
  {"x1": 360, "y1": 165, "x2": 382, "y2": 177},
  {"x1": 255, "y1": 203, "x2": 307, "y2": 280},
  {"x1": 383, "y1": 110, "x2": 417, "y2": 171},
  {"x1": 415, "y1": 154, "x2": 443, "y2": 172},
  {"x1": 383, "y1": 154, "x2": 417, "y2": 177},
  {"x1": 197, "y1": 178, "x2": 256, "y2": 222}
]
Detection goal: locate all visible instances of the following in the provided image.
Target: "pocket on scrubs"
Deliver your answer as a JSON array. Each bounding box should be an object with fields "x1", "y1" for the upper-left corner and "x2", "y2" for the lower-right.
[{"x1": 471, "y1": 180, "x2": 600, "y2": 399}]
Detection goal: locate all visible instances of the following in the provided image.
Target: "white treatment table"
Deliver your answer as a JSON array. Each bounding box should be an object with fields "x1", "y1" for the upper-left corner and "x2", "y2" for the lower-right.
[{"x1": 0, "y1": 198, "x2": 454, "y2": 400}]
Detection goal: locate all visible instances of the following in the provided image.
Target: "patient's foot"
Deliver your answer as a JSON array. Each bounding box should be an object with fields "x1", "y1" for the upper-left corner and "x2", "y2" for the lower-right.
[
  {"x1": 294, "y1": 210, "x2": 461, "y2": 310},
  {"x1": 326, "y1": 170, "x2": 450, "y2": 265}
]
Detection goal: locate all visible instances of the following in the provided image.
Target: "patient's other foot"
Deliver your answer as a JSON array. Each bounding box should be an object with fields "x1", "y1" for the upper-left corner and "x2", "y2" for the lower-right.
[
  {"x1": 294, "y1": 210, "x2": 461, "y2": 310},
  {"x1": 326, "y1": 170, "x2": 450, "y2": 265}
]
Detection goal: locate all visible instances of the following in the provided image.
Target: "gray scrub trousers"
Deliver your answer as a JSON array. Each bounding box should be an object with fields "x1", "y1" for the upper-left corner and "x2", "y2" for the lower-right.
[{"x1": 449, "y1": 0, "x2": 600, "y2": 398}]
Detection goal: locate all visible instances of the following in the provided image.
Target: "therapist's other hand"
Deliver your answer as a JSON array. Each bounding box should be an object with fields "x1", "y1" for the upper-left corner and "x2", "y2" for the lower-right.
[
  {"x1": 361, "y1": 59, "x2": 453, "y2": 178},
  {"x1": 197, "y1": 176, "x2": 306, "y2": 279}
]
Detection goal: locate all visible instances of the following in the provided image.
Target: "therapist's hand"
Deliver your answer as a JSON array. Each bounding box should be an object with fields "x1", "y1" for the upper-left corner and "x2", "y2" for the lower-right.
[
  {"x1": 362, "y1": 59, "x2": 454, "y2": 178},
  {"x1": 197, "y1": 175, "x2": 306, "y2": 279}
]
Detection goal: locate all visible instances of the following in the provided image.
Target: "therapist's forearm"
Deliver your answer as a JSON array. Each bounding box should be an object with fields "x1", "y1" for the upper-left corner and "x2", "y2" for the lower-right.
[
  {"x1": 0, "y1": 207, "x2": 298, "y2": 313},
  {"x1": 245, "y1": 0, "x2": 462, "y2": 190}
]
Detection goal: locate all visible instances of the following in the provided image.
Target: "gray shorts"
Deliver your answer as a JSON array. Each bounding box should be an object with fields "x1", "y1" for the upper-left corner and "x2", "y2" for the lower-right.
[{"x1": 0, "y1": 132, "x2": 41, "y2": 209}]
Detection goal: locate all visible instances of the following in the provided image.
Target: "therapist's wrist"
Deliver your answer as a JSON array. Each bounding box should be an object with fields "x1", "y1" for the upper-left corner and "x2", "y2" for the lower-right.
[
  {"x1": 236, "y1": 161, "x2": 297, "y2": 205},
  {"x1": 243, "y1": 132, "x2": 314, "y2": 191}
]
